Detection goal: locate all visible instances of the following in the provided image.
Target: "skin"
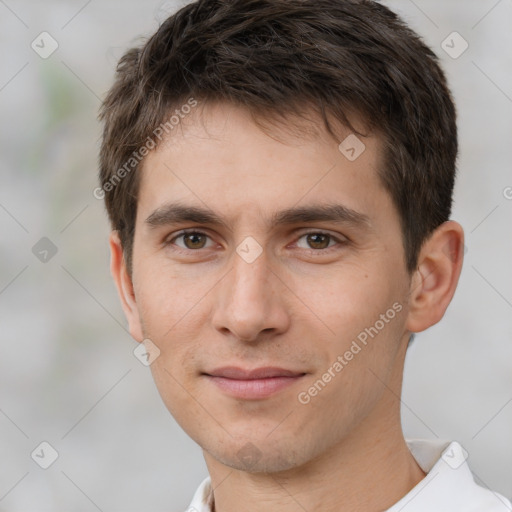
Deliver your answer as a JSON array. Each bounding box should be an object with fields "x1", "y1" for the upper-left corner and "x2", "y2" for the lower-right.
[{"x1": 110, "y1": 101, "x2": 464, "y2": 511}]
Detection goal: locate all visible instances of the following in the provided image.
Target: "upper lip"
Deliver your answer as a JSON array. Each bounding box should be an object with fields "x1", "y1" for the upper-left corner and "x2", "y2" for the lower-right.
[{"x1": 204, "y1": 366, "x2": 306, "y2": 379}]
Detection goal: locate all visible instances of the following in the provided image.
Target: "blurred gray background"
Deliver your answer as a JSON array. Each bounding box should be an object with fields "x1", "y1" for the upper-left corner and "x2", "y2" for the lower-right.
[{"x1": 1, "y1": 0, "x2": 511, "y2": 510}]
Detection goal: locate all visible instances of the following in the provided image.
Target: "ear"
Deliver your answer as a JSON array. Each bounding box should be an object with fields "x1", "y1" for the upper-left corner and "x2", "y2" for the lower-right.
[
  {"x1": 405, "y1": 220, "x2": 465, "y2": 333},
  {"x1": 109, "y1": 231, "x2": 144, "y2": 342}
]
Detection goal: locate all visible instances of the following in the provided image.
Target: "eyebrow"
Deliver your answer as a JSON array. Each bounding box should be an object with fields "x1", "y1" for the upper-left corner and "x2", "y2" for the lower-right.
[{"x1": 145, "y1": 202, "x2": 371, "y2": 231}]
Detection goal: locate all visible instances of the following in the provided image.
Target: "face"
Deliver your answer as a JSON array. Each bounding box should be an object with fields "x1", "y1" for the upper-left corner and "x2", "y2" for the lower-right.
[{"x1": 123, "y1": 101, "x2": 415, "y2": 473}]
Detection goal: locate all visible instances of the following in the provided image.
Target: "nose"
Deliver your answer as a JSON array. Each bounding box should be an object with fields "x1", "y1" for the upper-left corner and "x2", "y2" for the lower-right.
[{"x1": 211, "y1": 243, "x2": 290, "y2": 343}]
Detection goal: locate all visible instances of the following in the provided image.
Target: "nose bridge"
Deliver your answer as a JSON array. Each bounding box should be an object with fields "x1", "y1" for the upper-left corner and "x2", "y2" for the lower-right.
[
  {"x1": 212, "y1": 240, "x2": 287, "y2": 341},
  {"x1": 230, "y1": 243, "x2": 272, "y2": 312},
  {"x1": 228, "y1": 231, "x2": 271, "y2": 299}
]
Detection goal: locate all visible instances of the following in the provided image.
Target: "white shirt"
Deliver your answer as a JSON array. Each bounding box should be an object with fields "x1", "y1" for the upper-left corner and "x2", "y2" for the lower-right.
[{"x1": 185, "y1": 439, "x2": 512, "y2": 511}]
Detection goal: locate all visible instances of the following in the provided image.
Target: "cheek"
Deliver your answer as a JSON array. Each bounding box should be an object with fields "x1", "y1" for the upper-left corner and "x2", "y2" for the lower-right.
[
  {"x1": 294, "y1": 264, "x2": 407, "y2": 397},
  {"x1": 133, "y1": 260, "x2": 211, "y2": 339},
  {"x1": 296, "y1": 305, "x2": 405, "y2": 434},
  {"x1": 292, "y1": 262, "x2": 403, "y2": 342},
  {"x1": 146, "y1": 322, "x2": 205, "y2": 429}
]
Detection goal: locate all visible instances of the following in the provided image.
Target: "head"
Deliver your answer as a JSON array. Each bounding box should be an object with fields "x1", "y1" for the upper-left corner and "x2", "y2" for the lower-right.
[{"x1": 100, "y1": 0, "x2": 464, "y2": 474}]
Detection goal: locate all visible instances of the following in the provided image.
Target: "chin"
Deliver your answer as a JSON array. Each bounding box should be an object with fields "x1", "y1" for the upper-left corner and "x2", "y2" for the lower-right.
[{"x1": 204, "y1": 435, "x2": 309, "y2": 474}]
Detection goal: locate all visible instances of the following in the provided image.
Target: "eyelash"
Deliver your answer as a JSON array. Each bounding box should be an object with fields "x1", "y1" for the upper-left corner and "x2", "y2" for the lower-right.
[{"x1": 165, "y1": 229, "x2": 348, "y2": 255}]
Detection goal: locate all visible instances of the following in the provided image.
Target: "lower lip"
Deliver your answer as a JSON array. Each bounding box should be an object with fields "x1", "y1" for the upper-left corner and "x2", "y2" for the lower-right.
[{"x1": 204, "y1": 375, "x2": 305, "y2": 399}]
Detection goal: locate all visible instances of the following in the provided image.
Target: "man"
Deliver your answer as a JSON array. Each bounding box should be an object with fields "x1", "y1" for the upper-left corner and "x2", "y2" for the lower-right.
[{"x1": 97, "y1": 0, "x2": 512, "y2": 510}]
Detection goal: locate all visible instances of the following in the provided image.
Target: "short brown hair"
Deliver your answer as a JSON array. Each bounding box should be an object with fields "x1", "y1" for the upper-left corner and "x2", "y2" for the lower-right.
[{"x1": 98, "y1": 0, "x2": 458, "y2": 274}]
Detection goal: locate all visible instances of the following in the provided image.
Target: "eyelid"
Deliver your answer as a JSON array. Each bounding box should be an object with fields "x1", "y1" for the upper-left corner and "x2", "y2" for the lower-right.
[
  {"x1": 291, "y1": 229, "x2": 349, "y2": 251},
  {"x1": 165, "y1": 228, "x2": 217, "y2": 249},
  {"x1": 294, "y1": 228, "x2": 349, "y2": 242}
]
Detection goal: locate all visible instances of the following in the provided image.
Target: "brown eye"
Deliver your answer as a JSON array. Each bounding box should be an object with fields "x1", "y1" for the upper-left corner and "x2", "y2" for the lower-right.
[
  {"x1": 293, "y1": 231, "x2": 348, "y2": 253},
  {"x1": 305, "y1": 233, "x2": 331, "y2": 250},
  {"x1": 296, "y1": 231, "x2": 346, "y2": 253},
  {"x1": 182, "y1": 232, "x2": 208, "y2": 249},
  {"x1": 168, "y1": 231, "x2": 213, "y2": 251}
]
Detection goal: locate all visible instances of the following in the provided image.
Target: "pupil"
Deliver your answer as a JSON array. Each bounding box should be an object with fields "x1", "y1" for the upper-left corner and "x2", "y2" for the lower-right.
[
  {"x1": 308, "y1": 233, "x2": 328, "y2": 249},
  {"x1": 186, "y1": 233, "x2": 205, "y2": 249}
]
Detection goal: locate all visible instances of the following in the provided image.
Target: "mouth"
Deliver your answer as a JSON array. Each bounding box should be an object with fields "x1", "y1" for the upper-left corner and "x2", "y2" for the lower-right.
[{"x1": 202, "y1": 366, "x2": 307, "y2": 400}]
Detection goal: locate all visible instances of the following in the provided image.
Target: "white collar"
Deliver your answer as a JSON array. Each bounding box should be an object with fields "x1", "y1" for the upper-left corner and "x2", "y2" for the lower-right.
[{"x1": 186, "y1": 439, "x2": 512, "y2": 512}]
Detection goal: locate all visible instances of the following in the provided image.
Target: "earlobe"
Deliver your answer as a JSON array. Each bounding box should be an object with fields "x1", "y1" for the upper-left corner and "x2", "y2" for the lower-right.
[
  {"x1": 405, "y1": 221, "x2": 465, "y2": 333},
  {"x1": 109, "y1": 231, "x2": 144, "y2": 342}
]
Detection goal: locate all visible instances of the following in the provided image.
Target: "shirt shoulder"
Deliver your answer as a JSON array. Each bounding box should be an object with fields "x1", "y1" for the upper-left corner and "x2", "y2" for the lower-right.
[
  {"x1": 184, "y1": 475, "x2": 213, "y2": 512},
  {"x1": 386, "y1": 439, "x2": 512, "y2": 512}
]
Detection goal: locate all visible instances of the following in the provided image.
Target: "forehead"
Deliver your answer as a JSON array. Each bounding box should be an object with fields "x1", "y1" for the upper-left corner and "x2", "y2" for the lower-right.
[{"x1": 136, "y1": 101, "x2": 395, "y2": 232}]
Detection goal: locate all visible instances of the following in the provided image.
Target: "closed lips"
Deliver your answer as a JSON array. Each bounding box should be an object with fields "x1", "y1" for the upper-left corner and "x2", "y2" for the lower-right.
[{"x1": 204, "y1": 366, "x2": 306, "y2": 379}]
